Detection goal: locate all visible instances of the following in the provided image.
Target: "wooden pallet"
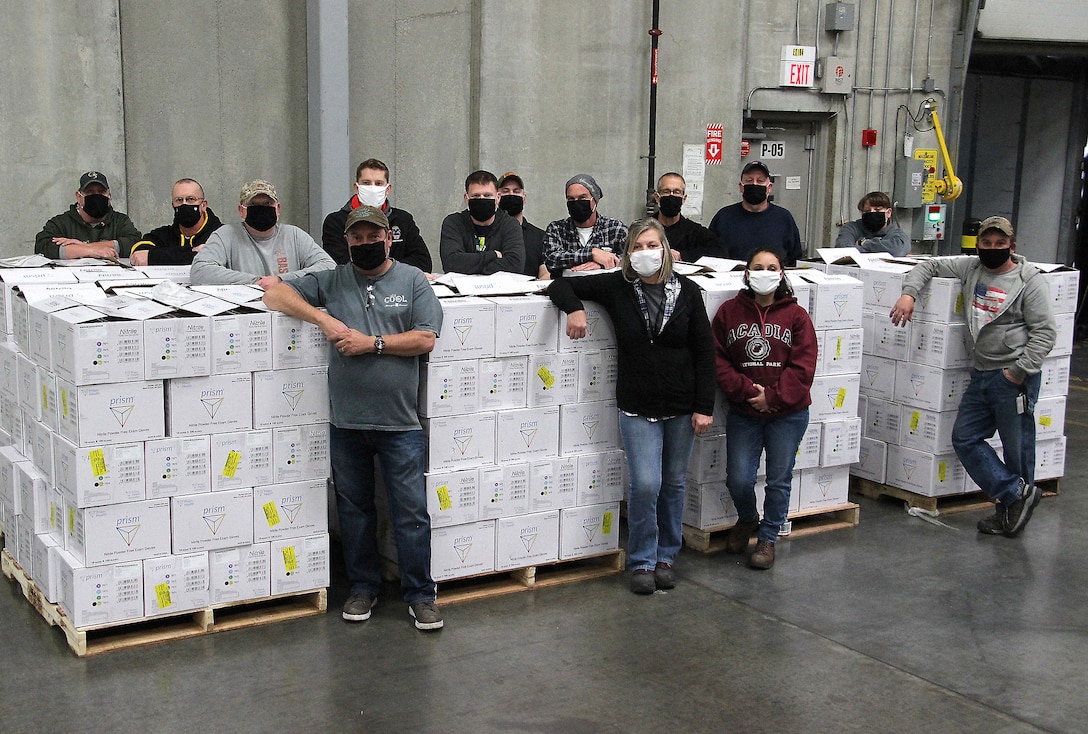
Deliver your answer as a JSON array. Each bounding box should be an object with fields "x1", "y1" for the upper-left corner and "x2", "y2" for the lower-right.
[
  {"x1": 682, "y1": 503, "x2": 860, "y2": 554},
  {"x1": 2, "y1": 550, "x2": 326, "y2": 657},
  {"x1": 850, "y1": 476, "x2": 1060, "y2": 515},
  {"x1": 382, "y1": 549, "x2": 626, "y2": 606}
]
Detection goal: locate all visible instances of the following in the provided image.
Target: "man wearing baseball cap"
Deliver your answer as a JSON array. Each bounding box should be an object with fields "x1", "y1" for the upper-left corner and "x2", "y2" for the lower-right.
[
  {"x1": 262, "y1": 204, "x2": 445, "y2": 631},
  {"x1": 890, "y1": 216, "x2": 1057, "y2": 538},
  {"x1": 708, "y1": 160, "x2": 803, "y2": 265},
  {"x1": 34, "y1": 171, "x2": 140, "y2": 259},
  {"x1": 497, "y1": 172, "x2": 548, "y2": 278},
  {"x1": 190, "y1": 179, "x2": 335, "y2": 287},
  {"x1": 543, "y1": 173, "x2": 628, "y2": 276}
]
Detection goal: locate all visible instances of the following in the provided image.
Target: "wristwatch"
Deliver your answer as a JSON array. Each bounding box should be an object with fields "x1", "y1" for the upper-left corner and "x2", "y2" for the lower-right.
[{"x1": 373, "y1": 334, "x2": 385, "y2": 355}]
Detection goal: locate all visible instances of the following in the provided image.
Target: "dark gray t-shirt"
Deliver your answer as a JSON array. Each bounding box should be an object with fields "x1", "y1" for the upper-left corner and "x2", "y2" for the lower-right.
[{"x1": 289, "y1": 261, "x2": 443, "y2": 431}]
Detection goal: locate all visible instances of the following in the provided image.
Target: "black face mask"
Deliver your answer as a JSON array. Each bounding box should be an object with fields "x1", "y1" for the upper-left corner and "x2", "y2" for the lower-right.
[
  {"x1": 350, "y1": 242, "x2": 388, "y2": 270},
  {"x1": 978, "y1": 247, "x2": 1012, "y2": 270},
  {"x1": 742, "y1": 184, "x2": 767, "y2": 206},
  {"x1": 244, "y1": 204, "x2": 278, "y2": 232},
  {"x1": 467, "y1": 198, "x2": 497, "y2": 221},
  {"x1": 173, "y1": 204, "x2": 202, "y2": 228},
  {"x1": 861, "y1": 211, "x2": 887, "y2": 232},
  {"x1": 567, "y1": 199, "x2": 594, "y2": 224},
  {"x1": 82, "y1": 193, "x2": 111, "y2": 219},
  {"x1": 658, "y1": 195, "x2": 683, "y2": 218},
  {"x1": 498, "y1": 194, "x2": 524, "y2": 217}
]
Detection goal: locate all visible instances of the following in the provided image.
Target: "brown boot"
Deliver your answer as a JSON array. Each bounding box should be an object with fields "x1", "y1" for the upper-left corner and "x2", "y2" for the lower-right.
[
  {"x1": 726, "y1": 518, "x2": 760, "y2": 554},
  {"x1": 749, "y1": 539, "x2": 775, "y2": 570}
]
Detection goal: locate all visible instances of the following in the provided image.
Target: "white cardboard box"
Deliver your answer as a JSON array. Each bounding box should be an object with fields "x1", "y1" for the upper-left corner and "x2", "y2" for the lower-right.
[
  {"x1": 0, "y1": 340, "x2": 19, "y2": 401},
  {"x1": 556, "y1": 301, "x2": 616, "y2": 352},
  {"x1": 808, "y1": 373, "x2": 861, "y2": 422},
  {"x1": 577, "y1": 348, "x2": 619, "y2": 404},
  {"x1": 272, "y1": 423, "x2": 330, "y2": 484},
  {"x1": 425, "y1": 468, "x2": 480, "y2": 527},
  {"x1": 575, "y1": 450, "x2": 627, "y2": 506},
  {"x1": 0, "y1": 445, "x2": 30, "y2": 516},
  {"x1": 798, "y1": 465, "x2": 851, "y2": 511},
  {"x1": 851, "y1": 436, "x2": 888, "y2": 484},
  {"x1": 1051, "y1": 311, "x2": 1075, "y2": 357},
  {"x1": 870, "y1": 316, "x2": 912, "y2": 361},
  {"x1": 819, "y1": 417, "x2": 862, "y2": 467},
  {"x1": 57, "y1": 550, "x2": 144, "y2": 628},
  {"x1": 528, "y1": 457, "x2": 578, "y2": 512},
  {"x1": 794, "y1": 418, "x2": 823, "y2": 471},
  {"x1": 143, "y1": 436, "x2": 211, "y2": 499},
  {"x1": 36, "y1": 366, "x2": 59, "y2": 432},
  {"x1": 559, "y1": 400, "x2": 621, "y2": 456},
  {"x1": 429, "y1": 298, "x2": 496, "y2": 362},
  {"x1": 209, "y1": 429, "x2": 274, "y2": 491},
  {"x1": 1039, "y1": 355, "x2": 1070, "y2": 398},
  {"x1": 270, "y1": 311, "x2": 330, "y2": 369},
  {"x1": 863, "y1": 396, "x2": 903, "y2": 445},
  {"x1": 477, "y1": 356, "x2": 528, "y2": 411},
  {"x1": 142, "y1": 552, "x2": 210, "y2": 617},
  {"x1": 50, "y1": 306, "x2": 146, "y2": 385},
  {"x1": 14, "y1": 461, "x2": 50, "y2": 534},
  {"x1": 558, "y1": 502, "x2": 620, "y2": 560},
  {"x1": 898, "y1": 405, "x2": 956, "y2": 455},
  {"x1": 418, "y1": 359, "x2": 480, "y2": 417},
  {"x1": 269, "y1": 532, "x2": 330, "y2": 594},
  {"x1": 143, "y1": 313, "x2": 212, "y2": 379},
  {"x1": 25, "y1": 415, "x2": 54, "y2": 486},
  {"x1": 210, "y1": 310, "x2": 274, "y2": 374},
  {"x1": 478, "y1": 462, "x2": 532, "y2": 520},
  {"x1": 424, "y1": 412, "x2": 496, "y2": 471},
  {"x1": 683, "y1": 480, "x2": 738, "y2": 530},
  {"x1": 171, "y1": 488, "x2": 254, "y2": 554},
  {"x1": 431, "y1": 520, "x2": 496, "y2": 582},
  {"x1": 70, "y1": 498, "x2": 172, "y2": 567},
  {"x1": 688, "y1": 432, "x2": 727, "y2": 485},
  {"x1": 1035, "y1": 395, "x2": 1066, "y2": 441},
  {"x1": 885, "y1": 444, "x2": 965, "y2": 497},
  {"x1": 16, "y1": 352, "x2": 39, "y2": 421},
  {"x1": 818, "y1": 328, "x2": 864, "y2": 376},
  {"x1": 33, "y1": 534, "x2": 62, "y2": 603},
  {"x1": 54, "y1": 434, "x2": 145, "y2": 507},
  {"x1": 167, "y1": 372, "x2": 253, "y2": 436},
  {"x1": 914, "y1": 277, "x2": 965, "y2": 323},
  {"x1": 894, "y1": 362, "x2": 969, "y2": 412},
  {"x1": 526, "y1": 352, "x2": 580, "y2": 407},
  {"x1": 251, "y1": 366, "x2": 330, "y2": 428},
  {"x1": 494, "y1": 510, "x2": 560, "y2": 571},
  {"x1": 1033, "y1": 264, "x2": 1080, "y2": 315},
  {"x1": 252, "y1": 479, "x2": 329, "y2": 543},
  {"x1": 859, "y1": 354, "x2": 897, "y2": 401},
  {"x1": 56, "y1": 378, "x2": 166, "y2": 447},
  {"x1": 208, "y1": 542, "x2": 271, "y2": 604},
  {"x1": 495, "y1": 405, "x2": 560, "y2": 462},
  {"x1": 1036, "y1": 436, "x2": 1066, "y2": 481},
  {"x1": 489, "y1": 295, "x2": 559, "y2": 357},
  {"x1": 907, "y1": 320, "x2": 970, "y2": 369},
  {"x1": 796, "y1": 271, "x2": 864, "y2": 329},
  {"x1": 0, "y1": 268, "x2": 78, "y2": 334}
]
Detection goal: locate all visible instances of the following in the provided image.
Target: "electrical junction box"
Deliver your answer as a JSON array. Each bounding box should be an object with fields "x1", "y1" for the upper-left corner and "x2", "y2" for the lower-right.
[
  {"x1": 820, "y1": 56, "x2": 854, "y2": 94},
  {"x1": 916, "y1": 204, "x2": 947, "y2": 241},
  {"x1": 826, "y1": 3, "x2": 855, "y2": 31},
  {"x1": 893, "y1": 158, "x2": 926, "y2": 208}
]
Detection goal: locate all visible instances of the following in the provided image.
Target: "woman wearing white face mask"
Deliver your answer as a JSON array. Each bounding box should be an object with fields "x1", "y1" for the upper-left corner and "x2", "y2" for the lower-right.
[
  {"x1": 548, "y1": 218, "x2": 716, "y2": 595},
  {"x1": 711, "y1": 247, "x2": 817, "y2": 570}
]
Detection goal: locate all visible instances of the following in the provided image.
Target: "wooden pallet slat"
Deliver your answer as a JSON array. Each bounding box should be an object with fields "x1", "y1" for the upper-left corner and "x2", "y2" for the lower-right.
[
  {"x1": 850, "y1": 476, "x2": 1060, "y2": 514},
  {"x1": 682, "y1": 503, "x2": 860, "y2": 554}
]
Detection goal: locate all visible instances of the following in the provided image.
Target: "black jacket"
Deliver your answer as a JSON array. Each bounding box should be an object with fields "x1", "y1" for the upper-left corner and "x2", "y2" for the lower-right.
[
  {"x1": 130, "y1": 208, "x2": 224, "y2": 265},
  {"x1": 661, "y1": 215, "x2": 726, "y2": 263},
  {"x1": 439, "y1": 209, "x2": 525, "y2": 275},
  {"x1": 322, "y1": 199, "x2": 432, "y2": 272}
]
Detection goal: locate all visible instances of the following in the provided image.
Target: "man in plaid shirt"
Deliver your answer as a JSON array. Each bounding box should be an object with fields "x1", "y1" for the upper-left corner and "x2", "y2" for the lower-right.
[{"x1": 543, "y1": 174, "x2": 628, "y2": 277}]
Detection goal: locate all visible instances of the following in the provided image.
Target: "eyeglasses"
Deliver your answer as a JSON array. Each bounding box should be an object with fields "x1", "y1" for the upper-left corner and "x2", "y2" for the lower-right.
[
  {"x1": 657, "y1": 188, "x2": 684, "y2": 196},
  {"x1": 172, "y1": 196, "x2": 204, "y2": 205}
]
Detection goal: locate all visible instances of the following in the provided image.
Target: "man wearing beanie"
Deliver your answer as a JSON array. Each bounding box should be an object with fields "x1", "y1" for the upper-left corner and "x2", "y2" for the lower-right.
[{"x1": 543, "y1": 174, "x2": 628, "y2": 277}]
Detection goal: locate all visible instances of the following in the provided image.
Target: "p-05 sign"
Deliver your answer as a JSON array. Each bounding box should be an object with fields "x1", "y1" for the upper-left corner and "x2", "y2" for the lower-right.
[{"x1": 759, "y1": 141, "x2": 785, "y2": 159}]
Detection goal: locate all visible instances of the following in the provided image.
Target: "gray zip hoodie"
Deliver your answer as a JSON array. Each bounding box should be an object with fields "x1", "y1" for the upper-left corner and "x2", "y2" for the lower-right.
[{"x1": 901, "y1": 253, "x2": 1056, "y2": 381}]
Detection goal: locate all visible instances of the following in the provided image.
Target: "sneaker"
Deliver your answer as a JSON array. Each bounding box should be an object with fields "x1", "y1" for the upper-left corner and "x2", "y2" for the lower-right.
[
  {"x1": 726, "y1": 517, "x2": 760, "y2": 555},
  {"x1": 749, "y1": 539, "x2": 776, "y2": 570},
  {"x1": 1002, "y1": 481, "x2": 1043, "y2": 538},
  {"x1": 629, "y1": 569, "x2": 656, "y2": 595},
  {"x1": 409, "y1": 600, "x2": 444, "y2": 631},
  {"x1": 977, "y1": 508, "x2": 1006, "y2": 535},
  {"x1": 654, "y1": 562, "x2": 677, "y2": 590},
  {"x1": 342, "y1": 592, "x2": 377, "y2": 622}
]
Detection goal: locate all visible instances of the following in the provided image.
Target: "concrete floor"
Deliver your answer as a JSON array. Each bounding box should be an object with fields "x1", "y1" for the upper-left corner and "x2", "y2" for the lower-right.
[{"x1": 2, "y1": 342, "x2": 1086, "y2": 734}]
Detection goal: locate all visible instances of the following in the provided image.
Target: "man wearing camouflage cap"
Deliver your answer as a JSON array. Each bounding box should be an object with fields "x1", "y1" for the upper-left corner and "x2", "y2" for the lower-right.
[
  {"x1": 191, "y1": 179, "x2": 335, "y2": 287},
  {"x1": 262, "y1": 205, "x2": 445, "y2": 631},
  {"x1": 34, "y1": 171, "x2": 140, "y2": 260}
]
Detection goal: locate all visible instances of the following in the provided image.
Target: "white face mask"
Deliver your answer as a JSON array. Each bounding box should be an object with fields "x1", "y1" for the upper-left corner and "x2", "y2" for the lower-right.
[
  {"x1": 630, "y1": 249, "x2": 663, "y2": 277},
  {"x1": 356, "y1": 184, "x2": 387, "y2": 208},
  {"x1": 747, "y1": 269, "x2": 781, "y2": 296}
]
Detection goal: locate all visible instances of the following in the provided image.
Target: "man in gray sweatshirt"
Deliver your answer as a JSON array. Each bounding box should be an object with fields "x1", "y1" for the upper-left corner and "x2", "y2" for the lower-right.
[
  {"x1": 190, "y1": 180, "x2": 335, "y2": 288},
  {"x1": 890, "y1": 216, "x2": 1057, "y2": 538}
]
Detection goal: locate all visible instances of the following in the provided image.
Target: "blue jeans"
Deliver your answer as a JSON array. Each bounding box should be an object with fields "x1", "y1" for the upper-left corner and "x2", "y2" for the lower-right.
[
  {"x1": 726, "y1": 408, "x2": 809, "y2": 544},
  {"x1": 329, "y1": 425, "x2": 435, "y2": 604},
  {"x1": 619, "y1": 411, "x2": 695, "y2": 572},
  {"x1": 952, "y1": 368, "x2": 1040, "y2": 505}
]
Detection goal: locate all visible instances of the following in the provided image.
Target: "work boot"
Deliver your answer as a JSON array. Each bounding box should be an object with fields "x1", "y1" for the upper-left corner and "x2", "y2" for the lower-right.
[
  {"x1": 749, "y1": 539, "x2": 776, "y2": 570},
  {"x1": 726, "y1": 517, "x2": 760, "y2": 554},
  {"x1": 654, "y1": 562, "x2": 677, "y2": 590}
]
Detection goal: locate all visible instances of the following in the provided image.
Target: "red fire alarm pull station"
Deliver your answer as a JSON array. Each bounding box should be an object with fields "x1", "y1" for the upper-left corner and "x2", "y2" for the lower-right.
[{"x1": 862, "y1": 129, "x2": 878, "y2": 147}]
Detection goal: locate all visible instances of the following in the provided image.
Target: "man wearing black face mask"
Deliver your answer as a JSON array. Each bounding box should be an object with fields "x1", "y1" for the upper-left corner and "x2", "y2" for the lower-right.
[
  {"x1": 129, "y1": 178, "x2": 223, "y2": 266},
  {"x1": 653, "y1": 172, "x2": 725, "y2": 263},
  {"x1": 543, "y1": 173, "x2": 628, "y2": 277},
  {"x1": 262, "y1": 205, "x2": 446, "y2": 632},
  {"x1": 438, "y1": 170, "x2": 524, "y2": 275},
  {"x1": 191, "y1": 179, "x2": 335, "y2": 288},
  {"x1": 835, "y1": 191, "x2": 909, "y2": 256},
  {"x1": 890, "y1": 216, "x2": 1056, "y2": 539},
  {"x1": 497, "y1": 172, "x2": 548, "y2": 278},
  {"x1": 708, "y1": 161, "x2": 803, "y2": 266},
  {"x1": 35, "y1": 171, "x2": 140, "y2": 260}
]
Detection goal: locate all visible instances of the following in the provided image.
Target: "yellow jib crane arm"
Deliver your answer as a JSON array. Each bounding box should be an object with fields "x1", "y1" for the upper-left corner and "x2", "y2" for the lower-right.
[{"x1": 928, "y1": 101, "x2": 963, "y2": 201}]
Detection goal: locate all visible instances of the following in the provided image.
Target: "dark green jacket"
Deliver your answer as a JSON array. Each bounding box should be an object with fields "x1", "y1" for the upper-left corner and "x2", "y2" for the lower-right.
[{"x1": 34, "y1": 204, "x2": 140, "y2": 259}]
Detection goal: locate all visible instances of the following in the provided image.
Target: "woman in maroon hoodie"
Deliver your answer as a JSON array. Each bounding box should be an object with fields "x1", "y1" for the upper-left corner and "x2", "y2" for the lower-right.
[{"x1": 711, "y1": 247, "x2": 817, "y2": 569}]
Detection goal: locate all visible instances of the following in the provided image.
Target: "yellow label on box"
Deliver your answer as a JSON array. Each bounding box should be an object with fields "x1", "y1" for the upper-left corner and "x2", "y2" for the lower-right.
[
  {"x1": 1040, "y1": 415, "x2": 1052, "y2": 427},
  {"x1": 835, "y1": 337, "x2": 842, "y2": 358},
  {"x1": 263, "y1": 501, "x2": 281, "y2": 527},
  {"x1": 68, "y1": 507, "x2": 74, "y2": 533},
  {"x1": 835, "y1": 388, "x2": 846, "y2": 409},
  {"x1": 955, "y1": 293, "x2": 965, "y2": 313},
  {"x1": 222, "y1": 450, "x2": 241, "y2": 478},
  {"x1": 282, "y1": 546, "x2": 298, "y2": 572},
  {"x1": 89, "y1": 448, "x2": 107, "y2": 476},
  {"x1": 61, "y1": 388, "x2": 68, "y2": 417},
  {"x1": 41, "y1": 384, "x2": 47, "y2": 409},
  {"x1": 436, "y1": 485, "x2": 452, "y2": 511},
  {"x1": 155, "y1": 582, "x2": 173, "y2": 609},
  {"x1": 602, "y1": 511, "x2": 613, "y2": 535},
  {"x1": 537, "y1": 365, "x2": 555, "y2": 389},
  {"x1": 938, "y1": 461, "x2": 947, "y2": 482},
  {"x1": 910, "y1": 411, "x2": 920, "y2": 431},
  {"x1": 51, "y1": 505, "x2": 56, "y2": 527}
]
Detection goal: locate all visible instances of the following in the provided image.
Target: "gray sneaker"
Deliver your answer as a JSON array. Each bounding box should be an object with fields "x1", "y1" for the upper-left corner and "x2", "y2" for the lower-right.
[
  {"x1": 1002, "y1": 481, "x2": 1042, "y2": 537},
  {"x1": 342, "y1": 592, "x2": 377, "y2": 622},
  {"x1": 977, "y1": 509, "x2": 1005, "y2": 535},
  {"x1": 409, "y1": 600, "x2": 444, "y2": 630}
]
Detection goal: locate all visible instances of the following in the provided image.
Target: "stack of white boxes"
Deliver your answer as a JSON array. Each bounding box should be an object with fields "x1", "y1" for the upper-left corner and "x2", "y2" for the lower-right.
[
  {"x1": 0, "y1": 271, "x2": 331, "y2": 629},
  {"x1": 842, "y1": 258, "x2": 1076, "y2": 497},
  {"x1": 682, "y1": 270, "x2": 864, "y2": 532},
  {"x1": 417, "y1": 294, "x2": 622, "y2": 583}
]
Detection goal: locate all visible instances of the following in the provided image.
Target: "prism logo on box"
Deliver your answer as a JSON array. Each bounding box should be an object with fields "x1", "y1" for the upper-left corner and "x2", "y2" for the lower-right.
[
  {"x1": 282, "y1": 381, "x2": 305, "y2": 411},
  {"x1": 201, "y1": 388, "x2": 225, "y2": 418},
  {"x1": 833, "y1": 293, "x2": 849, "y2": 316},
  {"x1": 518, "y1": 315, "x2": 538, "y2": 341},
  {"x1": 203, "y1": 504, "x2": 227, "y2": 534},
  {"x1": 453, "y1": 536, "x2": 473, "y2": 563},
  {"x1": 581, "y1": 413, "x2": 600, "y2": 439},
  {"x1": 280, "y1": 494, "x2": 303, "y2": 524},
  {"x1": 519, "y1": 526, "x2": 539, "y2": 552},
  {"x1": 452, "y1": 317, "x2": 473, "y2": 345},
  {"x1": 581, "y1": 517, "x2": 601, "y2": 542},
  {"x1": 453, "y1": 427, "x2": 473, "y2": 455},
  {"x1": 115, "y1": 515, "x2": 141, "y2": 546},
  {"x1": 109, "y1": 395, "x2": 136, "y2": 427},
  {"x1": 519, "y1": 420, "x2": 538, "y2": 447}
]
